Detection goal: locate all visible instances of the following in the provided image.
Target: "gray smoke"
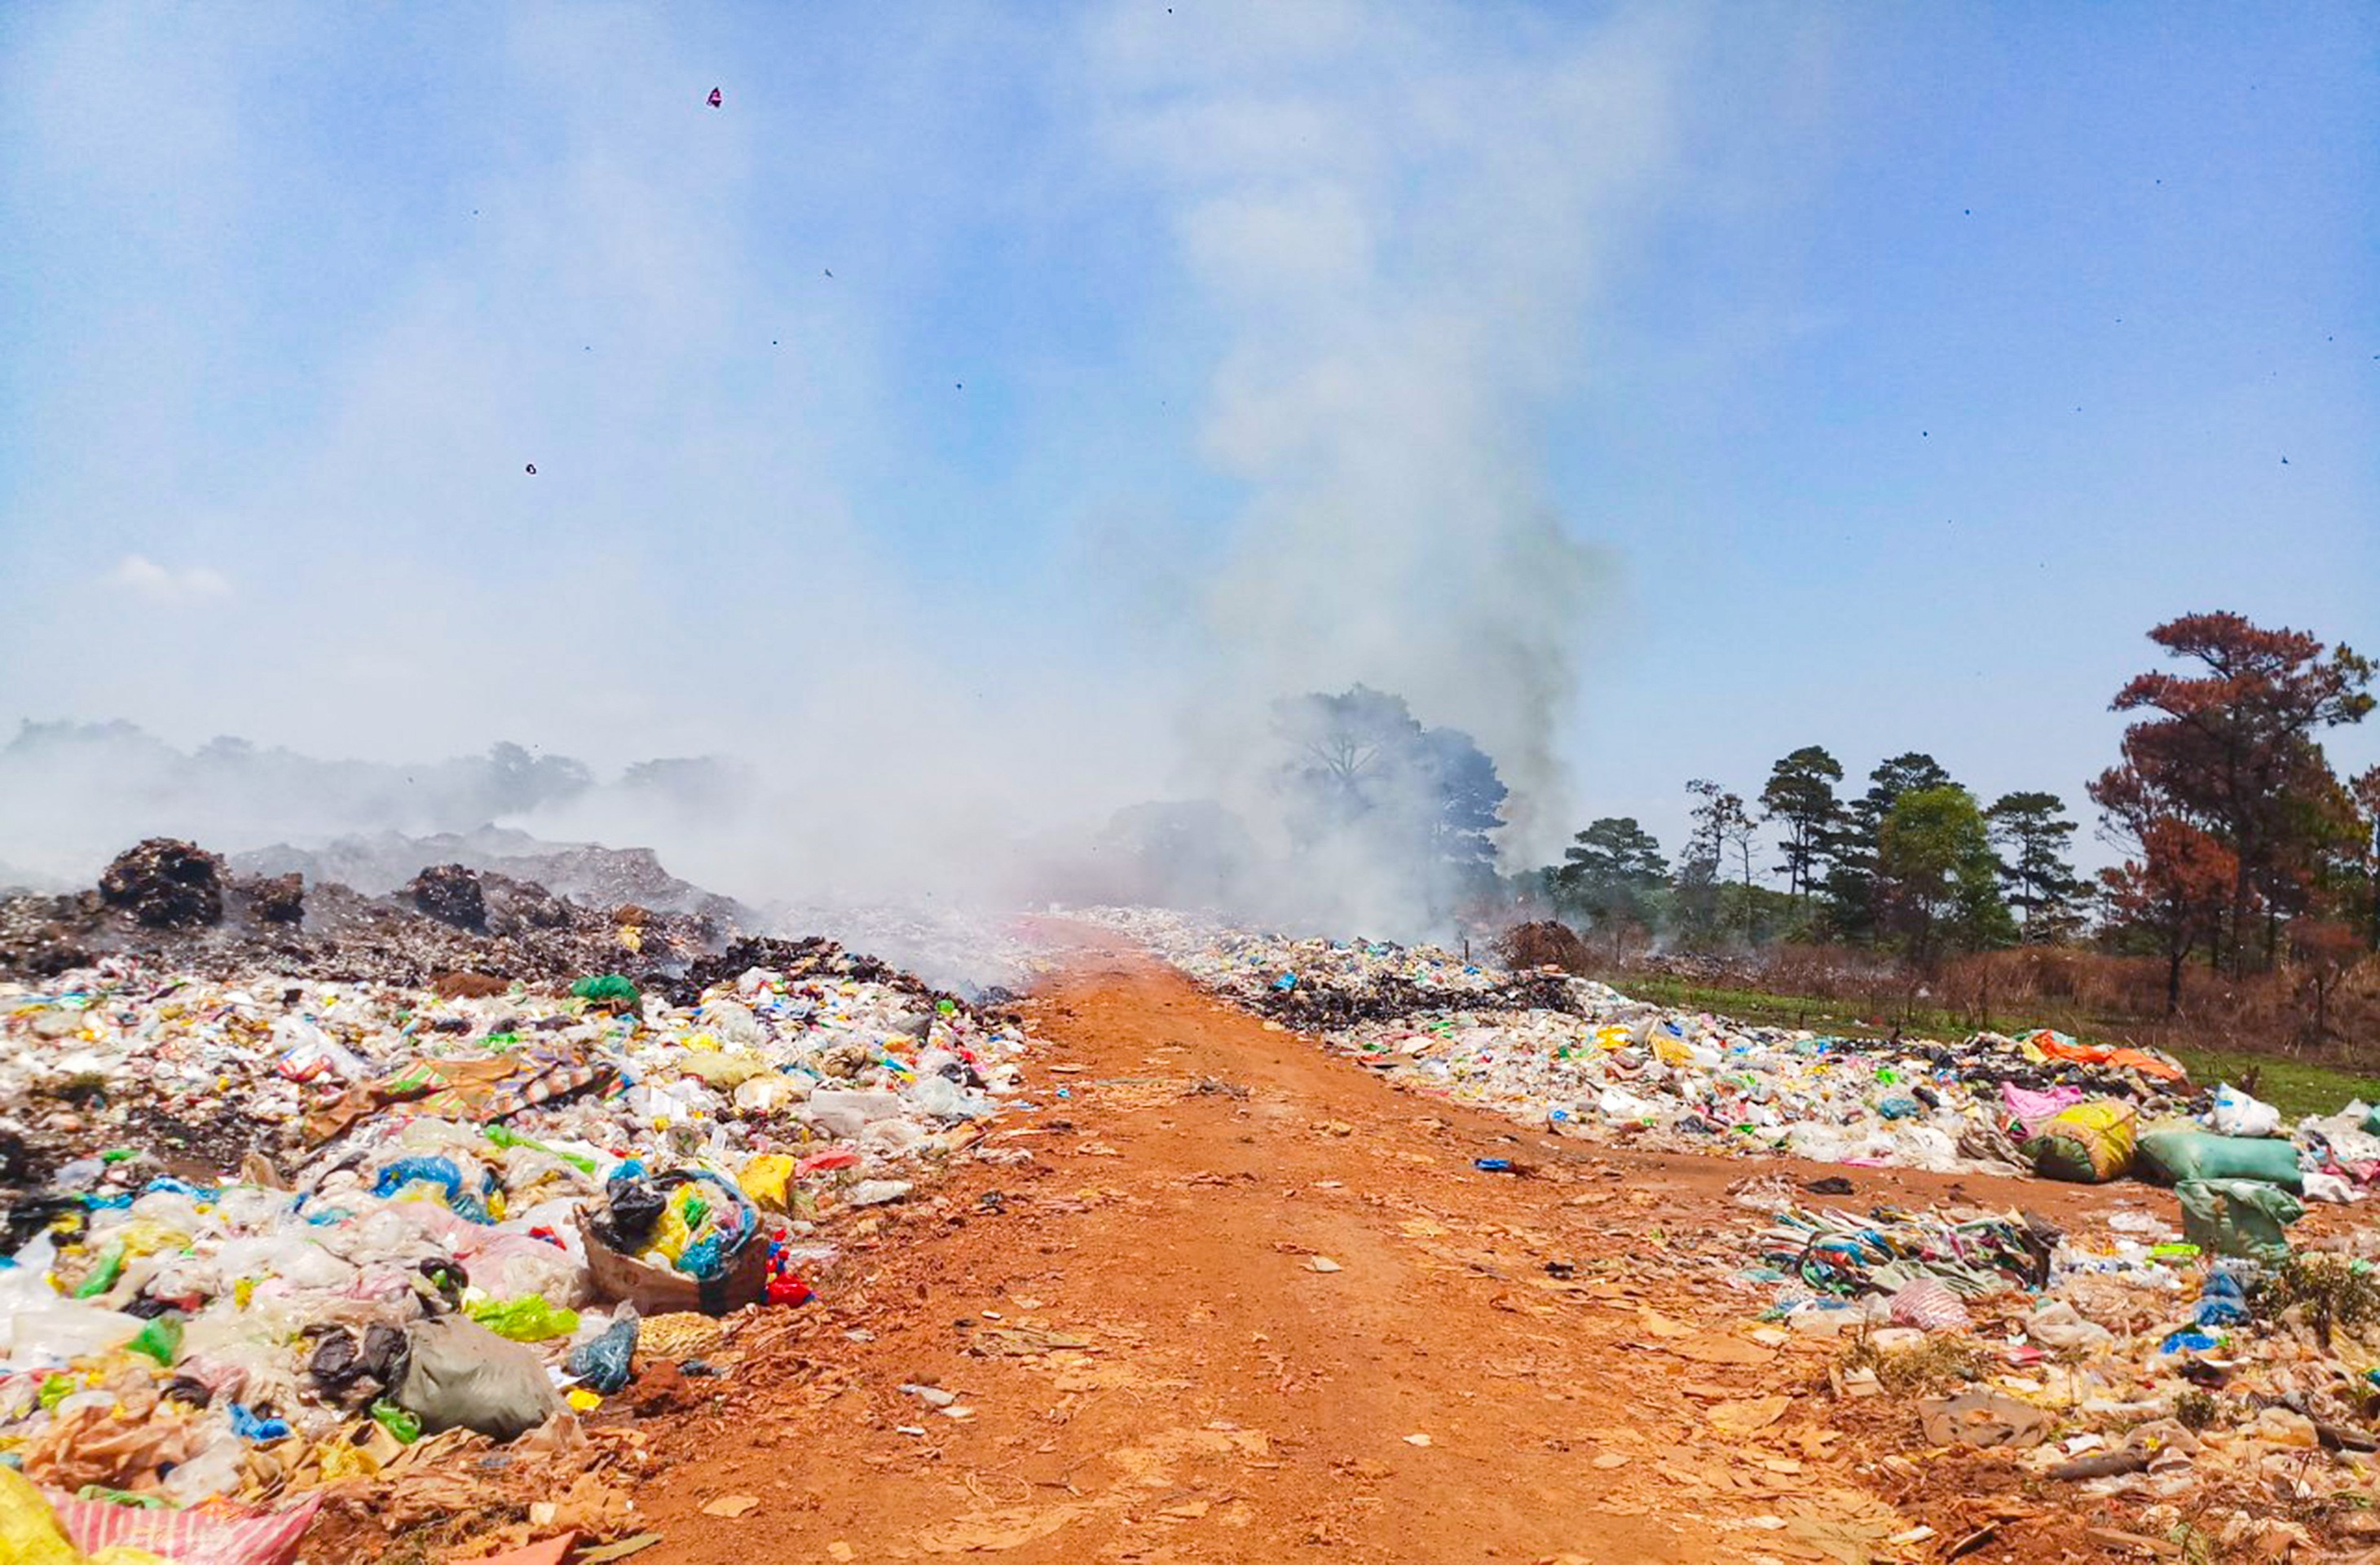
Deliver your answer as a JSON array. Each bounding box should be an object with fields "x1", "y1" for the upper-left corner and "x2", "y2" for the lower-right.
[{"x1": 1092, "y1": 2, "x2": 1690, "y2": 872}]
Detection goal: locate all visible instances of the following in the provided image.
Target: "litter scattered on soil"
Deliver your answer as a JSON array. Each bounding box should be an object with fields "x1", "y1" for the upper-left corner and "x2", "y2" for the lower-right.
[
  {"x1": 8, "y1": 884, "x2": 2379, "y2": 1563},
  {"x1": 1078, "y1": 906, "x2": 2380, "y2": 1558}
]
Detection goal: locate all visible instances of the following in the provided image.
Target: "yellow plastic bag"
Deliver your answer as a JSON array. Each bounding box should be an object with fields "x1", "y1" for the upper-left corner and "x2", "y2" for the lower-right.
[
  {"x1": 1651, "y1": 1036, "x2": 1695, "y2": 1067},
  {"x1": 643, "y1": 1197, "x2": 694, "y2": 1266},
  {"x1": 2030, "y1": 1100, "x2": 2138, "y2": 1183},
  {"x1": 0, "y1": 1466, "x2": 82, "y2": 1565},
  {"x1": 738, "y1": 1154, "x2": 796, "y2": 1214}
]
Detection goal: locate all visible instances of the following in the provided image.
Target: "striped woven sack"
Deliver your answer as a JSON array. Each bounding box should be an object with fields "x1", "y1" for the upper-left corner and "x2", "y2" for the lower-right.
[{"x1": 53, "y1": 1492, "x2": 321, "y2": 1565}]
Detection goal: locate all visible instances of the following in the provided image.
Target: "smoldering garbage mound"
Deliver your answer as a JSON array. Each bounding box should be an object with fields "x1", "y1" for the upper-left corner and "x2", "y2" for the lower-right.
[
  {"x1": 0, "y1": 836, "x2": 757, "y2": 991},
  {"x1": 231, "y1": 825, "x2": 750, "y2": 924},
  {"x1": 1495, "y1": 919, "x2": 1590, "y2": 974},
  {"x1": 97, "y1": 838, "x2": 228, "y2": 928}
]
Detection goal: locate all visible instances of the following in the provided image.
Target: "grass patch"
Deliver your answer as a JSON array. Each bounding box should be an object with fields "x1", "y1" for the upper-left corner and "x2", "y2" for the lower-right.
[
  {"x1": 2256, "y1": 1254, "x2": 2380, "y2": 1336},
  {"x1": 1603, "y1": 976, "x2": 2380, "y2": 1120},
  {"x1": 2162, "y1": 1047, "x2": 2380, "y2": 1122},
  {"x1": 1840, "y1": 1333, "x2": 1993, "y2": 1395}
]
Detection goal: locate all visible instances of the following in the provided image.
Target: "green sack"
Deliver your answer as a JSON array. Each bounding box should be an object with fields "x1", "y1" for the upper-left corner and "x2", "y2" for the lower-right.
[
  {"x1": 2176, "y1": 1178, "x2": 2303, "y2": 1262},
  {"x1": 2135, "y1": 1130, "x2": 2303, "y2": 1192},
  {"x1": 2027, "y1": 1100, "x2": 2137, "y2": 1184}
]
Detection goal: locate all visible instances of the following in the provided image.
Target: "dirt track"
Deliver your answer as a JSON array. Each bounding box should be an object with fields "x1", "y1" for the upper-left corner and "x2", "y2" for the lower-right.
[{"x1": 596, "y1": 934, "x2": 2182, "y2": 1564}]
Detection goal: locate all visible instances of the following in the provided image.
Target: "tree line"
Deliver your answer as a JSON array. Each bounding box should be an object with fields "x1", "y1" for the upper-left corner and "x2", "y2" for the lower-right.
[
  {"x1": 1537, "y1": 612, "x2": 2379, "y2": 1016},
  {"x1": 1543, "y1": 750, "x2": 2082, "y2": 962}
]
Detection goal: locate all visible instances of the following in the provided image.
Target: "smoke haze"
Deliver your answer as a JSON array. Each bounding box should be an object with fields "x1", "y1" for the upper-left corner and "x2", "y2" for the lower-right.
[{"x1": 0, "y1": 4, "x2": 1838, "y2": 937}]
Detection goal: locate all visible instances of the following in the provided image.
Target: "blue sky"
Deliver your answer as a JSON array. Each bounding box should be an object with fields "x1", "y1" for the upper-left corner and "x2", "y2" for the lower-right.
[{"x1": 1, "y1": 2, "x2": 2372, "y2": 879}]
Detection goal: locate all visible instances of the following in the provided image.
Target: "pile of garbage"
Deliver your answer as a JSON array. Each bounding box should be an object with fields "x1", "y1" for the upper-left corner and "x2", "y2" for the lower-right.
[
  {"x1": 0, "y1": 837, "x2": 747, "y2": 989},
  {"x1": 1091, "y1": 913, "x2": 2380, "y2": 1213},
  {"x1": 1080, "y1": 908, "x2": 1595, "y2": 1023},
  {"x1": 0, "y1": 937, "x2": 1037, "y2": 1524},
  {"x1": 230, "y1": 825, "x2": 752, "y2": 924},
  {"x1": 1739, "y1": 1188, "x2": 2380, "y2": 1545}
]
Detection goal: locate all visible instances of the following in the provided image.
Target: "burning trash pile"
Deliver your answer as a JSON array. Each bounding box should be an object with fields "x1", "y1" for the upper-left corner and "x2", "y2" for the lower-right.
[
  {"x1": 0, "y1": 836, "x2": 747, "y2": 989},
  {"x1": 0, "y1": 844, "x2": 1040, "y2": 1551}
]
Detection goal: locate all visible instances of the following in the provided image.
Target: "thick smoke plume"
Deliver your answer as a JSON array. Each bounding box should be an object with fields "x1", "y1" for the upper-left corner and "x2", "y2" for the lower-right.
[
  {"x1": 0, "y1": 4, "x2": 1770, "y2": 942},
  {"x1": 1093, "y1": 6, "x2": 1693, "y2": 906}
]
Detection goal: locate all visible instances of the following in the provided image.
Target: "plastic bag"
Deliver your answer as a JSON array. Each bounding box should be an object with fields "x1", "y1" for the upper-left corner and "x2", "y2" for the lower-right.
[
  {"x1": 643, "y1": 1197, "x2": 694, "y2": 1266},
  {"x1": 371, "y1": 1400, "x2": 421, "y2": 1444},
  {"x1": 1598, "y1": 1085, "x2": 1659, "y2": 1122},
  {"x1": 2196, "y1": 1270, "x2": 2252, "y2": 1327},
  {"x1": 738, "y1": 1154, "x2": 796, "y2": 1214},
  {"x1": 2, "y1": 1305, "x2": 145, "y2": 1362},
  {"x1": 2209, "y1": 1082, "x2": 2282, "y2": 1139},
  {"x1": 2135, "y1": 1129, "x2": 2303, "y2": 1192},
  {"x1": 1887, "y1": 1276, "x2": 1971, "y2": 1330},
  {"x1": 1999, "y1": 1083, "x2": 2085, "y2": 1139},
  {"x1": 566, "y1": 1307, "x2": 639, "y2": 1394},
  {"x1": 460, "y1": 1232, "x2": 590, "y2": 1307},
  {"x1": 396, "y1": 1316, "x2": 560, "y2": 1441},
  {"x1": 605, "y1": 1176, "x2": 665, "y2": 1248},
  {"x1": 908, "y1": 1073, "x2": 985, "y2": 1120},
  {"x1": 374, "y1": 1155, "x2": 497, "y2": 1223},
  {"x1": 466, "y1": 1294, "x2": 580, "y2": 1342},
  {"x1": 2176, "y1": 1178, "x2": 2303, "y2": 1262},
  {"x1": 128, "y1": 1315, "x2": 183, "y2": 1367},
  {"x1": 306, "y1": 1323, "x2": 405, "y2": 1397},
  {"x1": 677, "y1": 1233, "x2": 726, "y2": 1280},
  {"x1": 571, "y1": 973, "x2": 641, "y2": 1008},
  {"x1": 2303, "y1": 1170, "x2": 2356, "y2": 1204},
  {"x1": 2027, "y1": 1100, "x2": 2137, "y2": 1184},
  {"x1": 2025, "y1": 1300, "x2": 2112, "y2": 1350}
]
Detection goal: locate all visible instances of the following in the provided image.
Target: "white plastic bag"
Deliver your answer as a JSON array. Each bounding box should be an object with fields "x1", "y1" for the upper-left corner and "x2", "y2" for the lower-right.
[{"x1": 2209, "y1": 1082, "x2": 2281, "y2": 1139}]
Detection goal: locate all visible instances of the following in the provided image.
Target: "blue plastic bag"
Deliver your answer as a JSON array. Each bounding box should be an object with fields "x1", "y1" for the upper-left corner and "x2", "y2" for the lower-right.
[
  {"x1": 2194, "y1": 1270, "x2": 2251, "y2": 1328},
  {"x1": 567, "y1": 1308, "x2": 640, "y2": 1394},
  {"x1": 373, "y1": 1156, "x2": 496, "y2": 1223},
  {"x1": 228, "y1": 1403, "x2": 291, "y2": 1443}
]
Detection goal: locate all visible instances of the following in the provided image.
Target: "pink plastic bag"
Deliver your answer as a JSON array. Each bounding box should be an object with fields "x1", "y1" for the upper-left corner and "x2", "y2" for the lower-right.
[
  {"x1": 53, "y1": 1492, "x2": 320, "y2": 1565},
  {"x1": 2001, "y1": 1082, "x2": 2086, "y2": 1140}
]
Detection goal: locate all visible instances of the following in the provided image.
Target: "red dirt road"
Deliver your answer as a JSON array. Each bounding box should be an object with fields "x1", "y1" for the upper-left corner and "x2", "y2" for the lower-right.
[{"x1": 605, "y1": 938, "x2": 2140, "y2": 1565}]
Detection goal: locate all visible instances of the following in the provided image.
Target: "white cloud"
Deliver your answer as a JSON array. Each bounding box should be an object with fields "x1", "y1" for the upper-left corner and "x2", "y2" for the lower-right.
[{"x1": 104, "y1": 555, "x2": 232, "y2": 603}]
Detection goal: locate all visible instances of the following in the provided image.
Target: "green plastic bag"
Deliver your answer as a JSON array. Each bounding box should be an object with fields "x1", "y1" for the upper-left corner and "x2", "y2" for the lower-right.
[
  {"x1": 71, "y1": 1241, "x2": 126, "y2": 1300},
  {"x1": 467, "y1": 1294, "x2": 581, "y2": 1342},
  {"x1": 485, "y1": 1123, "x2": 598, "y2": 1175},
  {"x1": 2176, "y1": 1178, "x2": 2303, "y2": 1262},
  {"x1": 571, "y1": 973, "x2": 641, "y2": 1008},
  {"x1": 2136, "y1": 1129, "x2": 2303, "y2": 1192},
  {"x1": 370, "y1": 1400, "x2": 421, "y2": 1444},
  {"x1": 128, "y1": 1314, "x2": 183, "y2": 1367}
]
